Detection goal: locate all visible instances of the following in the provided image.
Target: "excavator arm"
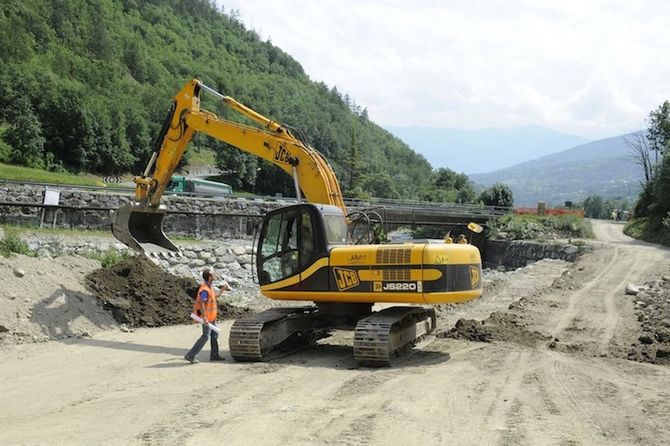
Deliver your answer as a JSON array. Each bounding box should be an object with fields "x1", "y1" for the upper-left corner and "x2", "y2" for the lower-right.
[{"x1": 112, "y1": 79, "x2": 346, "y2": 252}]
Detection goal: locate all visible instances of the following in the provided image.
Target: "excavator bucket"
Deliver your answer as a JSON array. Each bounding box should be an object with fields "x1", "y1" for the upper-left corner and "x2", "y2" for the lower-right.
[{"x1": 112, "y1": 203, "x2": 179, "y2": 253}]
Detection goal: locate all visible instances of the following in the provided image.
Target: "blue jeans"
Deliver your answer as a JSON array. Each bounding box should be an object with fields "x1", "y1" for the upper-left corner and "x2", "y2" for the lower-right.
[{"x1": 185, "y1": 323, "x2": 219, "y2": 360}]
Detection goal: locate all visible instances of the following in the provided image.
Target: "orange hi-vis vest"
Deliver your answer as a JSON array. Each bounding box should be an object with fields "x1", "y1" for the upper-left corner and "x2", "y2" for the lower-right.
[{"x1": 193, "y1": 283, "x2": 217, "y2": 322}]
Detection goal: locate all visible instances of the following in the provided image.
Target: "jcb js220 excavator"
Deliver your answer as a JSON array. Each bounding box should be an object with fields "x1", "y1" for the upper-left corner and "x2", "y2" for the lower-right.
[{"x1": 112, "y1": 79, "x2": 483, "y2": 366}]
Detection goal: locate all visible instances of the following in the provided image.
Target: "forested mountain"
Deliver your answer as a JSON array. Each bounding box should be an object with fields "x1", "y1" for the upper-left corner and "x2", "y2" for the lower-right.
[
  {"x1": 0, "y1": 0, "x2": 437, "y2": 199},
  {"x1": 469, "y1": 133, "x2": 644, "y2": 206},
  {"x1": 385, "y1": 125, "x2": 589, "y2": 174}
]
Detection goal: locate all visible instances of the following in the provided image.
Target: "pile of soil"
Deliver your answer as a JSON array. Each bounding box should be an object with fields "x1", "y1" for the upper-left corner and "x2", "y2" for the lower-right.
[
  {"x1": 86, "y1": 257, "x2": 249, "y2": 328},
  {"x1": 439, "y1": 311, "x2": 550, "y2": 347},
  {"x1": 0, "y1": 254, "x2": 117, "y2": 345},
  {"x1": 626, "y1": 276, "x2": 670, "y2": 365}
]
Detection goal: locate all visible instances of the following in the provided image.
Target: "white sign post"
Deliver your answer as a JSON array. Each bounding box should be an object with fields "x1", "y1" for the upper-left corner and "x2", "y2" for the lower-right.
[{"x1": 41, "y1": 189, "x2": 61, "y2": 228}]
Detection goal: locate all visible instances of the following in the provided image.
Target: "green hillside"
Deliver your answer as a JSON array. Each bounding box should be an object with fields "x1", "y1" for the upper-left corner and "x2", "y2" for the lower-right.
[
  {"x1": 0, "y1": 0, "x2": 435, "y2": 199},
  {"x1": 469, "y1": 133, "x2": 644, "y2": 206}
]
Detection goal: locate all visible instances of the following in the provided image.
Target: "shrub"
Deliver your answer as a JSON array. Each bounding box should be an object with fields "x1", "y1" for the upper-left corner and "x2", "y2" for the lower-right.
[
  {"x1": 0, "y1": 229, "x2": 32, "y2": 257},
  {"x1": 489, "y1": 214, "x2": 593, "y2": 240},
  {"x1": 82, "y1": 248, "x2": 129, "y2": 268}
]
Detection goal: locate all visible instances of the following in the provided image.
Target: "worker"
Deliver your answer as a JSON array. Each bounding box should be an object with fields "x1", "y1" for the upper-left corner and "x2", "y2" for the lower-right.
[
  {"x1": 457, "y1": 234, "x2": 468, "y2": 244},
  {"x1": 184, "y1": 268, "x2": 231, "y2": 364},
  {"x1": 444, "y1": 231, "x2": 453, "y2": 244}
]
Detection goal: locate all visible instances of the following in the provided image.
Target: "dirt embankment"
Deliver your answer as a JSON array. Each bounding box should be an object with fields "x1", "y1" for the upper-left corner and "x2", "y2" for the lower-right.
[
  {"x1": 625, "y1": 276, "x2": 670, "y2": 364},
  {"x1": 85, "y1": 257, "x2": 250, "y2": 328},
  {"x1": 0, "y1": 254, "x2": 117, "y2": 344}
]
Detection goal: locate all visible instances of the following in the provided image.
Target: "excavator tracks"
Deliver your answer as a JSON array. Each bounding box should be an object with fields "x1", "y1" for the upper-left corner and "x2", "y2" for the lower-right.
[
  {"x1": 353, "y1": 307, "x2": 436, "y2": 367},
  {"x1": 229, "y1": 305, "x2": 436, "y2": 366},
  {"x1": 229, "y1": 306, "x2": 324, "y2": 361}
]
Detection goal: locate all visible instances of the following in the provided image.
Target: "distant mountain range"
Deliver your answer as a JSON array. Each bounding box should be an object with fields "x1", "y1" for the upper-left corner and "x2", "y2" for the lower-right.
[
  {"x1": 385, "y1": 125, "x2": 590, "y2": 174},
  {"x1": 469, "y1": 133, "x2": 644, "y2": 206}
]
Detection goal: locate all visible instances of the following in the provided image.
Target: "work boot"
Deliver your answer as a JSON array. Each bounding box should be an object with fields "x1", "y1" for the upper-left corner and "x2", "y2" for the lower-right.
[
  {"x1": 184, "y1": 355, "x2": 199, "y2": 364},
  {"x1": 210, "y1": 355, "x2": 226, "y2": 361}
]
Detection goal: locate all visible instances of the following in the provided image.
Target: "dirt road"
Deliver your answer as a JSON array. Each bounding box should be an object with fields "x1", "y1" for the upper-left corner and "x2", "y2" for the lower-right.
[{"x1": 1, "y1": 221, "x2": 669, "y2": 445}]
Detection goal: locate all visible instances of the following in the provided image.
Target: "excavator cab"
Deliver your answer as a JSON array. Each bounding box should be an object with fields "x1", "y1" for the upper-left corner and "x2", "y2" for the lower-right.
[{"x1": 257, "y1": 204, "x2": 344, "y2": 285}]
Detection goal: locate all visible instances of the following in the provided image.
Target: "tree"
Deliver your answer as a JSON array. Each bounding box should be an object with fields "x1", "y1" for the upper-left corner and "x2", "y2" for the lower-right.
[
  {"x1": 4, "y1": 96, "x2": 45, "y2": 167},
  {"x1": 647, "y1": 101, "x2": 670, "y2": 164},
  {"x1": 419, "y1": 168, "x2": 476, "y2": 203},
  {"x1": 345, "y1": 127, "x2": 362, "y2": 192},
  {"x1": 478, "y1": 183, "x2": 514, "y2": 208},
  {"x1": 582, "y1": 195, "x2": 605, "y2": 219},
  {"x1": 362, "y1": 174, "x2": 400, "y2": 199},
  {"x1": 625, "y1": 132, "x2": 653, "y2": 184},
  {"x1": 651, "y1": 151, "x2": 670, "y2": 223}
]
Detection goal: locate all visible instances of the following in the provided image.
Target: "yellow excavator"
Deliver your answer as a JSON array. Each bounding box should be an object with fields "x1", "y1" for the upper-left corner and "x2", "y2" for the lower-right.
[{"x1": 112, "y1": 79, "x2": 483, "y2": 366}]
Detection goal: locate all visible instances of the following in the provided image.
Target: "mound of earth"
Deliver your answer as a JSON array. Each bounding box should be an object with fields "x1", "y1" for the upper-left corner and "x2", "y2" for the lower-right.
[
  {"x1": 625, "y1": 276, "x2": 670, "y2": 365},
  {"x1": 439, "y1": 311, "x2": 550, "y2": 347},
  {"x1": 86, "y1": 257, "x2": 249, "y2": 328},
  {"x1": 0, "y1": 254, "x2": 117, "y2": 345}
]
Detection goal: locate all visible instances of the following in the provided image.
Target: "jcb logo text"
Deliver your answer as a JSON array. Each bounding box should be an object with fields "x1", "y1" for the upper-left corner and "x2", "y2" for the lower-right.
[{"x1": 334, "y1": 267, "x2": 360, "y2": 291}]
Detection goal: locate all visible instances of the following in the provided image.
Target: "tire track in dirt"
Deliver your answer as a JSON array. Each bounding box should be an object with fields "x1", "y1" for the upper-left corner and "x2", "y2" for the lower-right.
[
  {"x1": 472, "y1": 350, "x2": 532, "y2": 445},
  {"x1": 551, "y1": 245, "x2": 658, "y2": 357},
  {"x1": 551, "y1": 247, "x2": 618, "y2": 338},
  {"x1": 543, "y1": 350, "x2": 670, "y2": 445},
  {"x1": 597, "y1": 249, "x2": 658, "y2": 356}
]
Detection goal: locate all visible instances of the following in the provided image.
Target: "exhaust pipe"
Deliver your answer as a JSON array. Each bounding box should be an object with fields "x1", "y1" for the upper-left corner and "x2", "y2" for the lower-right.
[{"x1": 112, "y1": 203, "x2": 179, "y2": 253}]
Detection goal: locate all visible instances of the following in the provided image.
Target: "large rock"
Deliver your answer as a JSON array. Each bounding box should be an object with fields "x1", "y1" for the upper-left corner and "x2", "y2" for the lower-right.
[
  {"x1": 232, "y1": 245, "x2": 246, "y2": 256},
  {"x1": 625, "y1": 283, "x2": 640, "y2": 296},
  {"x1": 183, "y1": 250, "x2": 197, "y2": 259},
  {"x1": 172, "y1": 264, "x2": 193, "y2": 278},
  {"x1": 227, "y1": 261, "x2": 242, "y2": 270},
  {"x1": 564, "y1": 245, "x2": 579, "y2": 255}
]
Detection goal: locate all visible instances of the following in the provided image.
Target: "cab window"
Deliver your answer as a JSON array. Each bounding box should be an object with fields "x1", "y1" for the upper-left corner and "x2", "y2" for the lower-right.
[{"x1": 259, "y1": 210, "x2": 300, "y2": 283}]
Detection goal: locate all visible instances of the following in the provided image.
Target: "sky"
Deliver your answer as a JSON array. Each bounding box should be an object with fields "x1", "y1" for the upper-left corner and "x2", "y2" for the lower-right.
[{"x1": 218, "y1": 1, "x2": 670, "y2": 139}]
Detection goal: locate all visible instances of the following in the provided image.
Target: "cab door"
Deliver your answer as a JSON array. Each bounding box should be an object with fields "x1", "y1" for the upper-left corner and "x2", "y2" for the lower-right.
[{"x1": 257, "y1": 208, "x2": 301, "y2": 285}]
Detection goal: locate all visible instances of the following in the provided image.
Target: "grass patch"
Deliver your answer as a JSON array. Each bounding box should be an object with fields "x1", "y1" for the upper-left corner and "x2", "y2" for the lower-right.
[
  {"x1": 0, "y1": 163, "x2": 105, "y2": 186},
  {"x1": 490, "y1": 214, "x2": 594, "y2": 241},
  {"x1": 624, "y1": 218, "x2": 670, "y2": 247},
  {"x1": 0, "y1": 228, "x2": 33, "y2": 257}
]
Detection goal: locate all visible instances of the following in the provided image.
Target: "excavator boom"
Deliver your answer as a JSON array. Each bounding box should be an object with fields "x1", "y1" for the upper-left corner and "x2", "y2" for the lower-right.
[{"x1": 112, "y1": 79, "x2": 345, "y2": 252}]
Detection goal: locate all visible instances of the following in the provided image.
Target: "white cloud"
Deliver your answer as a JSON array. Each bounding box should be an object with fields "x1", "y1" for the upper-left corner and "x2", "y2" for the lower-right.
[{"x1": 218, "y1": 0, "x2": 670, "y2": 138}]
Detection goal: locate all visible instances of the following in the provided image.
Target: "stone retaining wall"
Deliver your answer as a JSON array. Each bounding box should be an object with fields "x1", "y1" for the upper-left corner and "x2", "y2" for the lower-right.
[
  {"x1": 19, "y1": 234, "x2": 260, "y2": 301},
  {"x1": 485, "y1": 239, "x2": 589, "y2": 269},
  {"x1": 0, "y1": 183, "x2": 285, "y2": 238}
]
